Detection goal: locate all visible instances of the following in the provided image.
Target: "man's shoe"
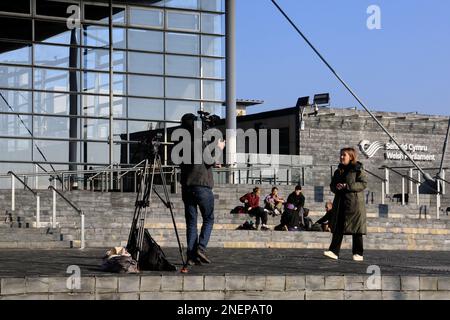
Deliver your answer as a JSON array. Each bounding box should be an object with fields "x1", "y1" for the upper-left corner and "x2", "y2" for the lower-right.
[
  {"x1": 353, "y1": 254, "x2": 364, "y2": 261},
  {"x1": 196, "y1": 249, "x2": 211, "y2": 264},
  {"x1": 187, "y1": 258, "x2": 202, "y2": 266},
  {"x1": 323, "y1": 251, "x2": 338, "y2": 260},
  {"x1": 260, "y1": 225, "x2": 270, "y2": 231}
]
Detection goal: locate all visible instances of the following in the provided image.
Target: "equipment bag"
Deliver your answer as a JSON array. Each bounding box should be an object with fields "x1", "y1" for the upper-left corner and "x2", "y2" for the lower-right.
[{"x1": 128, "y1": 229, "x2": 177, "y2": 271}]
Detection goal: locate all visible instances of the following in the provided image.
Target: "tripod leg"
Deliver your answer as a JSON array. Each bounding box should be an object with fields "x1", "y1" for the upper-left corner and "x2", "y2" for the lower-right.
[
  {"x1": 127, "y1": 162, "x2": 147, "y2": 249},
  {"x1": 155, "y1": 154, "x2": 187, "y2": 267}
]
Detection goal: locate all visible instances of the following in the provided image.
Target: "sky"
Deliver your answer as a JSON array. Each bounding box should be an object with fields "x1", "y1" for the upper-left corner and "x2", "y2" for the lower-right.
[{"x1": 235, "y1": 0, "x2": 450, "y2": 116}]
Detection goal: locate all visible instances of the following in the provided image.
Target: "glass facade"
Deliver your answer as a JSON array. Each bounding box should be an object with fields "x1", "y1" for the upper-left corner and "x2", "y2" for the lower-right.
[{"x1": 0, "y1": 0, "x2": 225, "y2": 174}]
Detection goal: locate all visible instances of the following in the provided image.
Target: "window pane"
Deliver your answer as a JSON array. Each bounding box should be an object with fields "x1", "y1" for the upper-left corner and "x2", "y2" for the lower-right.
[
  {"x1": 82, "y1": 72, "x2": 109, "y2": 94},
  {"x1": 0, "y1": 66, "x2": 32, "y2": 89},
  {"x1": 128, "y1": 121, "x2": 163, "y2": 134},
  {"x1": 128, "y1": 29, "x2": 163, "y2": 52},
  {"x1": 113, "y1": 119, "x2": 127, "y2": 137},
  {"x1": 201, "y1": 0, "x2": 224, "y2": 12},
  {"x1": 82, "y1": 48, "x2": 109, "y2": 71},
  {"x1": 0, "y1": 1, "x2": 31, "y2": 14},
  {"x1": 201, "y1": 13, "x2": 224, "y2": 34},
  {"x1": 203, "y1": 102, "x2": 224, "y2": 119},
  {"x1": 84, "y1": 118, "x2": 109, "y2": 140},
  {"x1": 35, "y1": 20, "x2": 80, "y2": 45},
  {"x1": 166, "y1": 0, "x2": 198, "y2": 10},
  {"x1": 0, "y1": 90, "x2": 31, "y2": 113},
  {"x1": 83, "y1": 25, "x2": 109, "y2": 47},
  {"x1": 128, "y1": 52, "x2": 163, "y2": 75},
  {"x1": 166, "y1": 33, "x2": 199, "y2": 55},
  {"x1": 34, "y1": 139, "x2": 69, "y2": 163},
  {"x1": 34, "y1": 116, "x2": 74, "y2": 139},
  {"x1": 0, "y1": 138, "x2": 31, "y2": 161},
  {"x1": 165, "y1": 78, "x2": 200, "y2": 100},
  {"x1": 84, "y1": 5, "x2": 125, "y2": 24},
  {"x1": 128, "y1": 98, "x2": 164, "y2": 120},
  {"x1": 0, "y1": 42, "x2": 31, "y2": 65},
  {"x1": 0, "y1": 114, "x2": 31, "y2": 136},
  {"x1": 202, "y1": 80, "x2": 223, "y2": 101},
  {"x1": 166, "y1": 55, "x2": 199, "y2": 77},
  {"x1": 0, "y1": 18, "x2": 32, "y2": 41},
  {"x1": 113, "y1": 73, "x2": 126, "y2": 95},
  {"x1": 129, "y1": 7, "x2": 163, "y2": 27},
  {"x1": 35, "y1": 44, "x2": 79, "y2": 69},
  {"x1": 34, "y1": 68, "x2": 78, "y2": 92},
  {"x1": 34, "y1": 92, "x2": 78, "y2": 115},
  {"x1": 82, "y1": 95, "x2": 109, "y2": 117},
  {"x1": 167, "y1": 11, "x2": 200, "y2": 32},
  {"x1": 36, "y1": 0, "x2": 75, "y2": 18},
  {"x1": 113, "y1": 27, "x2": 126, "y2": 49},
  {"x1": 128, "y1": 75, "x2": 163, "y2": 98},
  {"x1": 201, "y1": 57, "x2": 224, "y2": 78},
  {"x1": 85, "y1": 142, "x2": 109, "y2": 164},
  {"x1": 201, "y1": 35, "x2": 224, "y2": 56},
  {"x1": 165, "y1": 100, "x2": 199, "y2": 122},
  {"x1": 113, "y1": 96, "x2": 126, "y2": 117}
]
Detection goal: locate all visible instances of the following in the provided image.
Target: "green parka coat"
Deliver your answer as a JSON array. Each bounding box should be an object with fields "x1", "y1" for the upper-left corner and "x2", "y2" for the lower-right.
[{"x1": 329, "y1": 161, "x2": 368, "y2": 235}]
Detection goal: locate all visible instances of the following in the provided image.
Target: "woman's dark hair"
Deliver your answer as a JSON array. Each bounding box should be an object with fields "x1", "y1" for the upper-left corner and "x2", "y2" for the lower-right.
[
  {"x1": 271, "y1": 187, "x2": 278, "y2": 193},
  {"x1": 295, "y1": 185, "x2": 302, "y2": 191},
  {"x1": 253, "y1": 187, "x2": 260, "y2": 193}
]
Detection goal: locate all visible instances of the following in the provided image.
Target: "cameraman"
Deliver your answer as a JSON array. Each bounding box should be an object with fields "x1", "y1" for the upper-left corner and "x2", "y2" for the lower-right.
[{"x1": 179, "y1": 113, "x2": 225, "y2": 266}]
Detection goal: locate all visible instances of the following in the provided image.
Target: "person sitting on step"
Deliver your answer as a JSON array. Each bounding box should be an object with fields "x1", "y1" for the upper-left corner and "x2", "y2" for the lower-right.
[
  {"x1": 264, "y1": 187, "x2": 285, "y2": 216},
  {"x1": 239, "y1": 187, "x2": 270, "y2": 231},
  {"x1": 315, "y1": 200, "x2": 333, "y2": 232}
]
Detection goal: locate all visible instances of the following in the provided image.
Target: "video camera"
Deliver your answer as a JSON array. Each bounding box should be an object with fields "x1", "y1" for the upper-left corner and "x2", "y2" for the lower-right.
[{"x1": 196, "y1": 111, "x2": 221, "y2": 132}]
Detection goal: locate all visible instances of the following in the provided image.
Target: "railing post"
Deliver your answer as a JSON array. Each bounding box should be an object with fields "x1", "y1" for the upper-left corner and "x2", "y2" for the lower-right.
[
  {"x1": 381, "y1": 181, "x2": 385, "y2": 205},
  {"x1": 61, "y1": 173, "x2": 64, "y2": 191},
  {"x1": 401, "y1": 177, "x2": 405, "y2": 206},
  {"x1": 437, "y1": 180, "x2": 441, "y2": 220},
  {"x1": 416, "y1": 171, "x2": 420, "y2": 206},
  {"x1": 260, "y1": 169, "x2": 262, "y2": 184},
  {"x1": 287, "y1": 169, "x2": 290, "y2": 185},
  {"x1": 11, "y1": 175, "x2": 15, "y2": 212},
  {"x1": 36, "y1": 195, "x2": 40, "y2": 228},
  {"x1": 409, "y1": 168, "x2": 413, "y2": 194},
  {"x1": 273, "y1": 168, "x2": 277, "y2": 185},
  {"x1": 238, "y1": 170, "x2": 241, "y2": 184},
  {"x1": 80, "y1": 212, "x2": 85, "y2": 250},
  {"x1": 35, "y1": 164, "x2": 39, "y2": 190},
  {"x1": 52, "y1": 181, "x2": 57, "y2": 229},
  {"x1": 385, "y1": 168, "x2": 390, "y2": 195},
  {"x1": 442, "y1": 169, "x2": 446, "y2": 195},
  {"x1": 302, "y1": 167, "x2": 305, "y2": 186}
]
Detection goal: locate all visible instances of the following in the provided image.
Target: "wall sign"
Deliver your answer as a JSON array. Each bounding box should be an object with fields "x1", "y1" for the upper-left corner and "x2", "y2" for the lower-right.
[{"x1": 359, "y1": 140, "x2": 436, "y2": 161}]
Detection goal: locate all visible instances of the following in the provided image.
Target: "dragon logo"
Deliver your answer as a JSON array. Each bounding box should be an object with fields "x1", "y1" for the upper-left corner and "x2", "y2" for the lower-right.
[{"x1": 359, "y1": 140, "x2": 385, "y2": 158}]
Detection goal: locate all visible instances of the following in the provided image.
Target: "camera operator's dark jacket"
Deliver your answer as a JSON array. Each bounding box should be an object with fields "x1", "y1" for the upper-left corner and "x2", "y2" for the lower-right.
[
  {"x1": 329, "y1": 161, "x2": 367, "y2": 235},
  {"x1": 180, "y1": 163, "x2": 214, "y2": 189}
]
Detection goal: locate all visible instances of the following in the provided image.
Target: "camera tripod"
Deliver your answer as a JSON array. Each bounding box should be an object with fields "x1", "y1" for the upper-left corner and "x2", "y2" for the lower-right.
[{"x1": 126, "y1": 136, "x2": 187, "y2": 272}]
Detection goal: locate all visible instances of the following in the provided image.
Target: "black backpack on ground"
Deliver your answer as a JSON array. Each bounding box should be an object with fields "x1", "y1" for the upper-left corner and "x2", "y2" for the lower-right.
[{"x1": 128, "y1": 229, "x2": 177, "y2": 271}]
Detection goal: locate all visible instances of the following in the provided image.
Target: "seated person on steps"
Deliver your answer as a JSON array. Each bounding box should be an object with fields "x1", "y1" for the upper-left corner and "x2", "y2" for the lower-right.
[
  {"x1": 264, "y1": 187, "x2": 285, "y2": 216},
  {"x1": 239, "y1": 187, "x2": 270, "y2": 231},
  {"x1": 315, "y1": 200, "x2": 333, "y2": 232},
  {"x1": 278, "y1": 185, "x2": 305, "y2": 231}
]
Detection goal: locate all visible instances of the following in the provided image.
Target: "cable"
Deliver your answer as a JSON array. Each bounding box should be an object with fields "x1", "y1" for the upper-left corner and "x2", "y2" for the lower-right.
[{"x1": 270, "y1": 0, "x2": 434, "y2": 182}]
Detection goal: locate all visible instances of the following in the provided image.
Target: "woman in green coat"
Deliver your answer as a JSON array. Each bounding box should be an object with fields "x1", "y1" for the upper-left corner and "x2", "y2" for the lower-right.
[{"x1": 324, "y1": 147, "x2": 367, "y2": 261}]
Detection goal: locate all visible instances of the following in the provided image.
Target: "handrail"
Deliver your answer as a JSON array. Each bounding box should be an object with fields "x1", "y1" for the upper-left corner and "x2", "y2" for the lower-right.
[
  {"x1": 8, "y1": 171, "x2": 37, "y2": 196},
  {"x1": 381, "y1": 166, "x2": 421, "y2": 184},
  {"x1": 363, "y1": 168, "x2": 386, "y2": 182},
  {"x1": 87, "y1": 164, "x2": 115, "y2": 181},
  {"x1": 118, "y1": 159, "x2": 146, "y2": 179},
  {"x1": 48, "y1": 186, "x2": 82, "y2": 215},
  {"x1": 48, "y1": 185, "x2": 85, "y2": 249}
]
